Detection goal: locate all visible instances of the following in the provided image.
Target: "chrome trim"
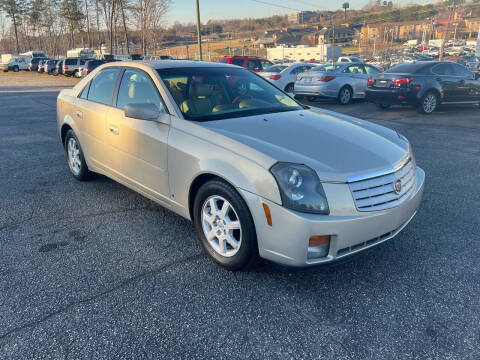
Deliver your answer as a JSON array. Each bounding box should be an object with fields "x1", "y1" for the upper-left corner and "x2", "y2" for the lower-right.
[{"x1": 347, "y1": 153, "x2": 410, "y2": 184}]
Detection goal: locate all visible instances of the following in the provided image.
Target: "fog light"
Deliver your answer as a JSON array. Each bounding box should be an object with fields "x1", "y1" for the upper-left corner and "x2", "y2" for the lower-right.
[{"x1": 307, "y1": 235, "x2": 331, "y2": 259}]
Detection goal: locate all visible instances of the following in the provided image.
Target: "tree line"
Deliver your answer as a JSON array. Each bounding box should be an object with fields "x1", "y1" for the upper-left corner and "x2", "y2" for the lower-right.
[{"x1": 0, "y1": 0, "x2": 171, "y2": 56}]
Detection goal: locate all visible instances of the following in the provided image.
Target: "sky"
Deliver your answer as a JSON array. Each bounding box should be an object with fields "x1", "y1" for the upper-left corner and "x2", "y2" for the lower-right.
[{"x1": 166, "y1": 0, "x2": 431, "y2": 24}]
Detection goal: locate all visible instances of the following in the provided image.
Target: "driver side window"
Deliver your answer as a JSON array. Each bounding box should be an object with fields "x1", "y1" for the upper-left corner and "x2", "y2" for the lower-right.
[{"x1": 116, "y1": 69, "x2": 163, "y2": 110}]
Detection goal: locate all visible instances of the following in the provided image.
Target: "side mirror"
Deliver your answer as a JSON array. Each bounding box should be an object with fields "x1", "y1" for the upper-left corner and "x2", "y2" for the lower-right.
[{"x1": 124, "y1": 103, "x2": 162, "y2": 121}]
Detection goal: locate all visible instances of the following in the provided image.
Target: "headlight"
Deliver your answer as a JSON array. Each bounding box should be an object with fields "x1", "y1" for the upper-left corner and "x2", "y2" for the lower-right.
[{"x1": 270, "y1": 163, "x2": 329, "y2": 214}]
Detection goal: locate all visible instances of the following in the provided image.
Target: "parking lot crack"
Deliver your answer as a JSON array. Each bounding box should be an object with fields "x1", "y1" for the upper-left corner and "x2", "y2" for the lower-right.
[{"x1": 0, "y1": 253, "x2": 205, "y2": 345}]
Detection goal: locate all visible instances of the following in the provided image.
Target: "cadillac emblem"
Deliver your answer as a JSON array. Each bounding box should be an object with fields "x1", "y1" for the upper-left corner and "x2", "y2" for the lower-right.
[{"x1": 394, "y1": 179, "x2": 402, "y2": 194}]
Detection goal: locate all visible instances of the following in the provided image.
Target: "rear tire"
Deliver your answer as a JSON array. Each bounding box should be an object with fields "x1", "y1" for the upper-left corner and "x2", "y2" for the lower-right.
[
  {"x1": 338, "y1": 86, "x2": 352, "y2": 105},
  {"x1": 13, "y1": 65, "x2": 19, "y2": 72},
  {"x1": 284, "y1": 83, "x2": 294, "y2": 93},
  {"x1": 64, "y1": 130, "x2": 93, "y2": 181},
  {"x1": 193, "y1": 179, "x2": 259, "y2": 271},
  {"x1": 418, "y1": 91, "x2": 438, "y2": 114},
  {"x1": 376, "y1": 103, "x2": 391, "y2": 110}
]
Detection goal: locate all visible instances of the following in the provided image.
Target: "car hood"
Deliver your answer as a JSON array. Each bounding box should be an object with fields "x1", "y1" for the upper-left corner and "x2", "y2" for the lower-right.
[{"x1": 200, "y1": 108, "x2": 410, "y2": 183}]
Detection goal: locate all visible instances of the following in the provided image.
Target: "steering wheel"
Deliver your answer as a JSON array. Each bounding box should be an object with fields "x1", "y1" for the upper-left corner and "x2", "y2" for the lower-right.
[{"x1": 232, "y1": 79, "x2": 251, "y2": 105}]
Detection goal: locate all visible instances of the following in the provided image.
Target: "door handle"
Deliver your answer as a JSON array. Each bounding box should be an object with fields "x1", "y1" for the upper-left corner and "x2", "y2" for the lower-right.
[
  {"x1": 76, "y1": 110, "x2": 82, "y2": 119},
  {"x1": 108, "y1": 125, "x2": 119, "y2": 135}
]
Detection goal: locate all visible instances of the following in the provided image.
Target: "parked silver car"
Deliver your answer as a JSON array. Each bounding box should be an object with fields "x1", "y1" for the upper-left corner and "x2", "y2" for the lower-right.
[
  {"x1": 57, "y1": 61, "x2": 425, "y2": 270},
  {"x1": 294, "y1": 62, "x2": 382, "y2": 104}
]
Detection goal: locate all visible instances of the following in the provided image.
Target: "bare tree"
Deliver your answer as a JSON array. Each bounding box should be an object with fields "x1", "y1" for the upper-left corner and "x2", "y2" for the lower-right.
[{"x1": 0, "y1": 0, "x2": 27, "y2": 53}]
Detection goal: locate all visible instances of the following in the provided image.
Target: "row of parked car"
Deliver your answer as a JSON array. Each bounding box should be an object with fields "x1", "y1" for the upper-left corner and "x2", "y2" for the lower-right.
[
  {"x1": 249, "y1": 58, "x2": 480, "y2": 114},
  {"x1": 29, "y1": 57, "x2": 119, "y2": 77}
]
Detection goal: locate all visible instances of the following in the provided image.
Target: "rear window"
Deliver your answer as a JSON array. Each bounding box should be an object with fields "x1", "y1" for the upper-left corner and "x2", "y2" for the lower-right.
[
  {"x1": 264, "y1": 65, "x2": 287, "y2": 73},
  {"x1": 385, "y1": 63, "x2": 427, "y2": 74},
  {"x1": 217, "y1": 58, "x2": 229, "y2": 63},
  {"x1": 313, "y1": 64, "x2": 342, "y2": 72}
]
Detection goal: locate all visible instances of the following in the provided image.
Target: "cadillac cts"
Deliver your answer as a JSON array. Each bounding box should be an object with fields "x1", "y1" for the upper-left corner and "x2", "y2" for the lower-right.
[{"x1": 57, "y1": 61, "x2": 425, "y2": 270}]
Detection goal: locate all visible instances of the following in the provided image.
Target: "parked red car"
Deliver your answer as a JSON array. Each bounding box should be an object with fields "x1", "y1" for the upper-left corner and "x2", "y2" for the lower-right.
[{"x1": 217, "y1": 56, "x2": 273, "y2": 72}]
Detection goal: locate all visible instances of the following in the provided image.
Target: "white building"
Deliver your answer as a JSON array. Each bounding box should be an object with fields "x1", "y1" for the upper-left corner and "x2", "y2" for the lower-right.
[{"x1": 267, "y1": 45, "x2": 342, "y2": 62}]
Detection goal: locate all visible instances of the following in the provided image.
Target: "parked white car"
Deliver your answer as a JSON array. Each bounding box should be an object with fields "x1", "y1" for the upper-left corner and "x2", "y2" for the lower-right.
[
  {"x1": 0, "y1": 55, "x2": 29, "y2": 72},
  {"x1": 259, "y1": 63, "x2": 315, "y2": 93},
  {"x1": 338, "y1": 56, "x2": 364, "y2": 63}
]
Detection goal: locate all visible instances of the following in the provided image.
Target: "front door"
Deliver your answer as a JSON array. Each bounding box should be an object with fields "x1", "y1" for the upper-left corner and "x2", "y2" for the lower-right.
[
  {"x1": 105, "y1": 68, "x2": 171, "y2": 203},
  {"x1": 76, "y1": 67, "x2": 121, "y2": 172}
]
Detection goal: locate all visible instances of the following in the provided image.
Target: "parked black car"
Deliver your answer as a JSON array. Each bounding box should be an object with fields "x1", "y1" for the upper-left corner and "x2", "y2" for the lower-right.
[
  {"x1": 81, "y1": 59, "x2": 106, "y2": 76},
  {"x1": 28, "y1": 57, "x2": 48, "y2": 72},
  {"x1": 366, "y1": 61, "x2": 480, "y2": 114}
]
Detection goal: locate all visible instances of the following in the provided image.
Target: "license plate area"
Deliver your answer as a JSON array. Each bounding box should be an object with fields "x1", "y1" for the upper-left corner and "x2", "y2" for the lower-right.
[{"x1": 376, "y1": 80, "x2": 390, "y2": 87}]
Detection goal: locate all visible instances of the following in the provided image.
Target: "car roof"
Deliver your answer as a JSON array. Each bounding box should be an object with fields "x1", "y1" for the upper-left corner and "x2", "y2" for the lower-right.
[{"x1": 102, "y1": 60, "x2": 246, "y2": 70}]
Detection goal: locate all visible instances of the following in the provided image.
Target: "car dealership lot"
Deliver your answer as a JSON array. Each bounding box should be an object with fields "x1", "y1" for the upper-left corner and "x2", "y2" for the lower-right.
[{"x1": 1, "y1": 72, "x2": 479, "y2": 359}]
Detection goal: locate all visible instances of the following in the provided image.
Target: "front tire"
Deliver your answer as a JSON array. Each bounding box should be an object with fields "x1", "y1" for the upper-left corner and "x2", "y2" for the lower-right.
[
  {"x1": 338, "y1": 86, "x2": 352, "y2": 105},
  {"x1": 418, "y1": 91, "x2": 438, "y2": 114},
  {"x1": 193, "y1": 179, "x2": 259, "y2": 271},
  {"x1": 13, "y1": 65, "x2": 19, "y2": 72},
  {"x1": 64, "y1": 129, "x2": 93, "y2": 181}
]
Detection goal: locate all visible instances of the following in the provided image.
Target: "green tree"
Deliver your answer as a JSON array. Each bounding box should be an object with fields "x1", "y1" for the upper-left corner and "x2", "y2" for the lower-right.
[{"x1": 0, "y1": 0, "x2": 27, "y2": 53}]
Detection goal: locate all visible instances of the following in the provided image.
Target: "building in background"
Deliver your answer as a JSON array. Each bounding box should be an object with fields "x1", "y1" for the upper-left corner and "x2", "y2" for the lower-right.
[
  {"x1": 267, "y1": 44, "x2": 342, "y2": 62},
  {"x1": 288, "y1": 11, "x2": 316, "y2": 24}
]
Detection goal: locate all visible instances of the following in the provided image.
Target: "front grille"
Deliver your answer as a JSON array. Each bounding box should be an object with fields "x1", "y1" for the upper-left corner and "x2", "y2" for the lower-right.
[{"x1": 349, "y1": 158, "x2": 416, "y2": 212}]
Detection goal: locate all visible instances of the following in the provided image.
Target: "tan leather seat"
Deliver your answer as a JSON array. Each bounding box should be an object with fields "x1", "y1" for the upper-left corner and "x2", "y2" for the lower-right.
[{"x1": 180, "y1": 82, "x2": 215, "y2": 116}]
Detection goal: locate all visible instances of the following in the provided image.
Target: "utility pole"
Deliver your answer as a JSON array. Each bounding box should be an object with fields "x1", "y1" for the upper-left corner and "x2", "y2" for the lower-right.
[
  {"x1": 453, "y1": 22, "x2": 458, "y2": 44},
  {"x1": 440, "y1": 6, "x2": 455, "y2": 61},
  {"x1": 195, "y1": 0, "x2": 203, "y2": 61}
]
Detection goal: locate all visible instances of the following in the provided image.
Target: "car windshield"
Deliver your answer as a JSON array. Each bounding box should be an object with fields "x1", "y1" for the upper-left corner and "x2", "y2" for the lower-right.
[
  {"x1": 263, "y1": 65, "x2": 287, "y2": 73},
  {"x1": 157, "y1": 67, "x2": 303, "y2": 122},
  {"x1": 312, "y1": 64, "x2": 342, "y2": 72}
]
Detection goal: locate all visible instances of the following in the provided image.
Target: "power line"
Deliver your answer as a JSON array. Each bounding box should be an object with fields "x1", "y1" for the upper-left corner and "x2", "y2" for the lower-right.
[{"x1": 249, "y1": 0, "x2": 301, "y2": 12}]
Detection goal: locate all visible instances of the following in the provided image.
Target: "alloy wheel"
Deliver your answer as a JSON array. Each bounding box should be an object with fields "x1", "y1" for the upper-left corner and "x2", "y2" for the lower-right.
[
  {"x1": 201, "y1": 195, "x2": 242, "y2": 257},
  {"x1": 339, "y1": 87, "x2": 351, "y2": 104},
  {"x1": 423, "y1": 94, "x2": 437, "y2": 113},
  {"x1": 67, "y1": 137, "x2": 81, "y2": 175}
]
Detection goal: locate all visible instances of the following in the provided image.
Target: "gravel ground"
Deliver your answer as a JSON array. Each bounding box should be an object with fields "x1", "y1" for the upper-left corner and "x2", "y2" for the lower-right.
[{"x1": 1, "y1": 72, "x2": 479, "y2": 359}]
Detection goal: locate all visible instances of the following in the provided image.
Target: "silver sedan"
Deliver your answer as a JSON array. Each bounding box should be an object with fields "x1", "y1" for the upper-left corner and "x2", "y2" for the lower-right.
[
  {"x1": 57, "y1": 61, "x2": 424, "y2": 270},
  {"x1": 294, "y1": 62, "x2": 382, "y2": 104}
]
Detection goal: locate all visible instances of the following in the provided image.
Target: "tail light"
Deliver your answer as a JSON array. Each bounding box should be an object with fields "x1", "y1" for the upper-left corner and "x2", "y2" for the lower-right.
[
  {"x1": 64, "y1": 65, "x2": 68, "y2": 70},
  {"x1": 391, "y1": 78, "x2": 411, "y2": 85},
  {"x1": 86, "y1": 67, "x2": 90, "y2": 74},
  {"x1": 317, "y1": 76, "x2": 336, "y2": 82},
  {"x1": 296, "y1": 76, "x2": 302, "y2": 81},
  {"x1": 269, "y1": 74, "x2": 281, "y2": 80},
  {"x1": 367, "y1": 77, "x2": 374, "y2": 87}
]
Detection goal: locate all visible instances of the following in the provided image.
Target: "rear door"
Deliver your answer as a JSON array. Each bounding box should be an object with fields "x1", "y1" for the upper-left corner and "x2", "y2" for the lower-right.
[
  {"x1": 431, "y1": 63, "x2": 460, "y2": 102},
  {"x1": 450, "y1": 63, "x2": 479, "y2": 102},
  {"x1": 75, "y1": 67, "x2": 121, "y2": 171},
  {"x1": 105, "y1": 67, "x2": 171, "y2": 201},
  {"x1": 343, "y1": 64, "x2": 368, "y2": 97}
]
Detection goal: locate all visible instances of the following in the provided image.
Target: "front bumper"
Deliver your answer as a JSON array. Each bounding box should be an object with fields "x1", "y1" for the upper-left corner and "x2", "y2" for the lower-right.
[{"x1": 240, "y1": 167, "x2": 425, "y2": 267}]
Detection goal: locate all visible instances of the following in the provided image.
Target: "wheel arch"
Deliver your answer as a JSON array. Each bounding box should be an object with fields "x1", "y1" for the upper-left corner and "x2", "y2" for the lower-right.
[{"x1": 60, "y1": 123, "x2": 73, "y2": 146}]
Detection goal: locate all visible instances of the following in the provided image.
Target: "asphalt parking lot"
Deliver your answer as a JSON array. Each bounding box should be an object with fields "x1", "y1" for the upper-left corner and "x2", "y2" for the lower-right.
[{"x1": 1, "y1": 71, "x2": 479, "y2": 359}]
